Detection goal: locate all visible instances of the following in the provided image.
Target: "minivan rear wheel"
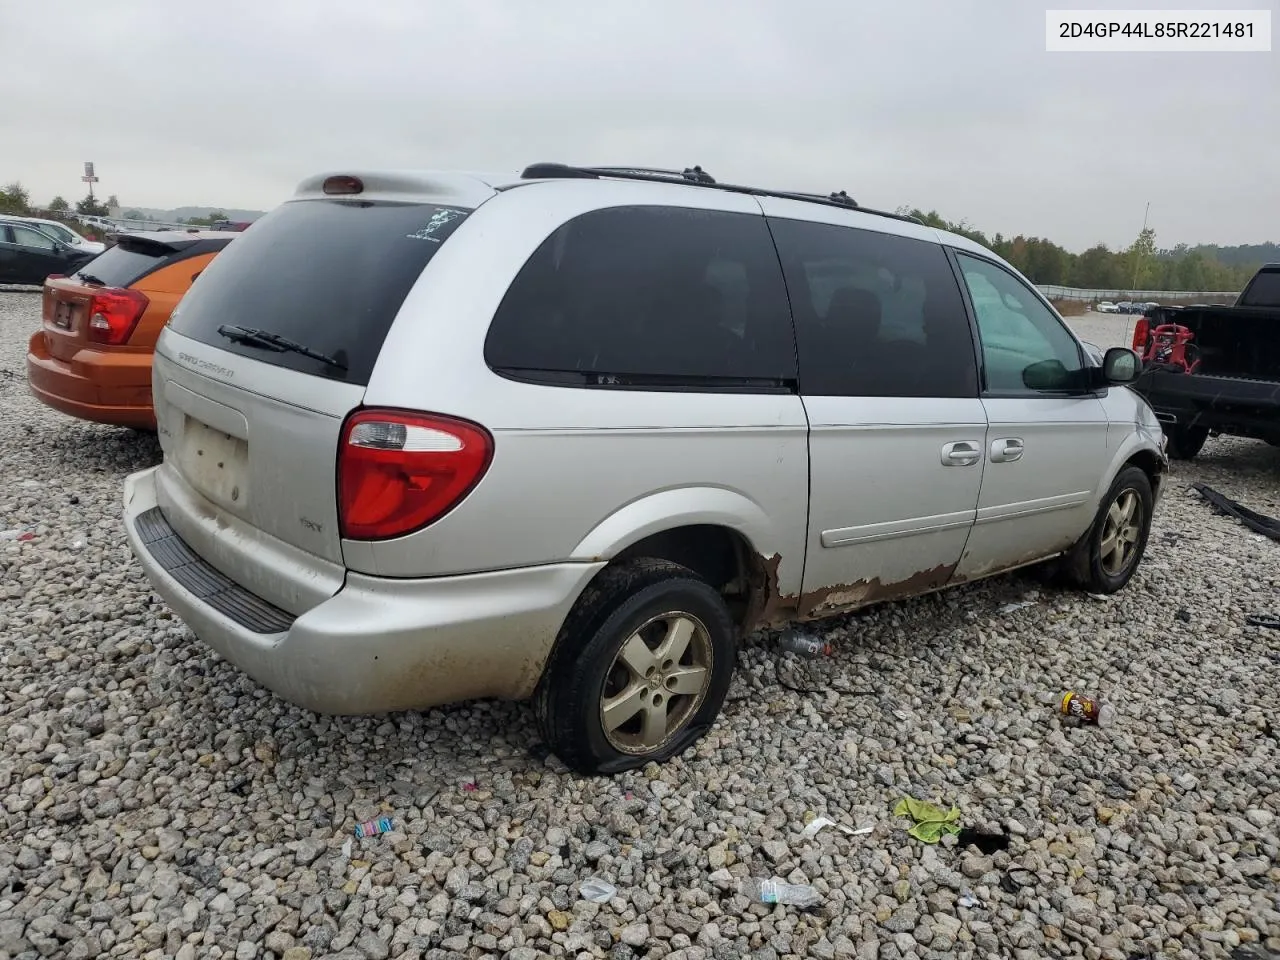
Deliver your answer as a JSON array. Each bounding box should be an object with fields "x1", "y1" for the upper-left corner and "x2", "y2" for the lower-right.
[
  {"x1": 534, "y1": 559, "x2": 736, "y2": 775},
  {"x1": 1065, "y1": 465, "x2": 1154, "y2": 594}
]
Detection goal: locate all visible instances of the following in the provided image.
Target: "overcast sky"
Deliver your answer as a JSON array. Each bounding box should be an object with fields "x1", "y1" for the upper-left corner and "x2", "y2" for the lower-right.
[{"x1": 2, "y1": 0, "x2": 1275, "y2": 250}]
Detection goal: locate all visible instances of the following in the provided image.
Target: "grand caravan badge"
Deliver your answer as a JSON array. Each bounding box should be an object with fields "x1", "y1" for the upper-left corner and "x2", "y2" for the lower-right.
[{"x1": 177, "y1": 352, "x2": 235, "y2": 381}]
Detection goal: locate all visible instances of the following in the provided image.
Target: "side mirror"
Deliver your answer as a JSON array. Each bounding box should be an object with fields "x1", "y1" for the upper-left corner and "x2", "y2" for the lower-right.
[
  {"x1": 1022, "y1": 358, "x2": 1072, "y2": 391},
  {"x1": 1102, "y1": 347, "x2": 1141, "y2": 385}
]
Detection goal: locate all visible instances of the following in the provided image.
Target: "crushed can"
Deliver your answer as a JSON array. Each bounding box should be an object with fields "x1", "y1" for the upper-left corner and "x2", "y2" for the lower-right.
[{"x1": 1058, "y1": 691, "x2": 1115, "y2": 728}]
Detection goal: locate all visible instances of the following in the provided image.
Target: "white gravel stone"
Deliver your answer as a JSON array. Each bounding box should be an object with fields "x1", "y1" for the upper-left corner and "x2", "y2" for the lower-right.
[{"x1": 0, "y1": 293, "x2": 1277, "y2": 958}]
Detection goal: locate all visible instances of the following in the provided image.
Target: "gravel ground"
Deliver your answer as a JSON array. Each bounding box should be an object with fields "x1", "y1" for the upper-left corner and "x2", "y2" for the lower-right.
[{"x1": 1, "y1": 290, "x2": 1278, "y2": 960}]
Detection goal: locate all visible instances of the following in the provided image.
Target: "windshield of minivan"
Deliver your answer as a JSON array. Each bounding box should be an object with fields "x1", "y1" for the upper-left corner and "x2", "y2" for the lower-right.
[{"x1": 166, "y1": 199, "x2": 471, "y2": 385}]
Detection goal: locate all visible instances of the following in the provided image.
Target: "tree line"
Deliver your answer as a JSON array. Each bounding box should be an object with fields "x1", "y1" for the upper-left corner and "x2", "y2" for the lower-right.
[
  {"x1": 902, "y1": 208, "x2": 1271, "y2": 293},
  {"x1": 1, "y1": 181, "x2": 231, "y2": 228}
]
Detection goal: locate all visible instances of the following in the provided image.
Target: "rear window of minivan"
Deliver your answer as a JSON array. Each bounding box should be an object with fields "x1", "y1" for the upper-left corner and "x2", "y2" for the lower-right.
[{"x1": 166, "y1": 200, "x2": 471, "y2": 385}]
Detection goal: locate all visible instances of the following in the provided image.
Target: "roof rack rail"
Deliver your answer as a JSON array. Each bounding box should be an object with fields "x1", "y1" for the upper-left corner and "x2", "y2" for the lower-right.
[{"x1": 518, "y1": 162, "x2": 921, "y2": 225}]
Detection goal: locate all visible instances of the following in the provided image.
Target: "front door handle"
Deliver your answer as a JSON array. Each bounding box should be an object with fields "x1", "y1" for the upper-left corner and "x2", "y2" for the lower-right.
[
  {"x1": 941, "y1": 440, "x2": 981, "y2": 466},
  {"x1": 991, "y1": 437, "x2": 1024, "y2": 463}
]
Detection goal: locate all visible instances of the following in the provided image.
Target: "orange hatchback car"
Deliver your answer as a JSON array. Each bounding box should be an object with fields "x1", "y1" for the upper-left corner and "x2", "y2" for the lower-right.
[{"x1": 27, "y1": 231, "x2": 236, "y2": 430}]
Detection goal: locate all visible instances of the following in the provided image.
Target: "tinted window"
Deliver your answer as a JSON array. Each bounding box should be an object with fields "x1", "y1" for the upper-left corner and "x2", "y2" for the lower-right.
[
  {"x1": 767, "y1": 218, "x2": 977, "y2": 397},
  {"x1": 74, "y1": 241, "x2": 171, "y2": 287},
  {"x1": 37, "y1": 222, "x2": 76, "y2": 244},
  {"x1": 1240, "y1": 269, "x2": 1280, "y2": 307},
  {"x1": 168, "y1": 201, "x2": 471, "y2": 385},
  {"x1": 955, "y1": 253, "x2": 1085, "y2": 394},
  {"x1": 12, "y1": 226, "x2": 56, "y2": 251},
  {"x1": 485, "y1": 206, "x2": 796, "y2": 388}
]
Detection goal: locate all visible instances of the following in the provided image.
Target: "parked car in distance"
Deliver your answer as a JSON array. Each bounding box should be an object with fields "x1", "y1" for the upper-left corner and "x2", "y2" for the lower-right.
[
  {"x1": 27, "y1": 231, "x2": 236, "y2": 430},
  {"x1": 1096, "y1": 300, "x2": 1119, "y2": 313},
  {"x1": 0, "y1": 219, "x2": 98, "y2": 285},
  {"x1": 5, "y1": 214, "x2": 106, "y2": 255},
  {"x1": 122, "y1": 164, "x2": 1167, "y2": 774},
  {"x1": 1116, "y1": 301, "x2": 1133, "y2": 314}
]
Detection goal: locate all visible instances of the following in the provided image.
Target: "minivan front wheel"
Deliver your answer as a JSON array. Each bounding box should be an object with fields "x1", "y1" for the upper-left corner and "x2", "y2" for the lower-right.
[
  {"x1": 534, "y1": 559, "x2": 736, "y2": 775},
  {"x1": 1066, "y1": 465, "x2": 1154, "y2": 594}
]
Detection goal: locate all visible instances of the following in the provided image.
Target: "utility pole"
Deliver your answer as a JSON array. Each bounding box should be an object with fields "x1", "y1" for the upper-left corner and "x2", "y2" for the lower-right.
[{"x1": 1131, "y1": 201, "x2": 1150, "y2": 295}]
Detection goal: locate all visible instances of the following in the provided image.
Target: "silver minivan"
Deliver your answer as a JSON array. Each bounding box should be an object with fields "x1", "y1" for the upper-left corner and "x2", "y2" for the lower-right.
[{"x1": 123, "y1": 164, "x2": 1167, "y2": 774}]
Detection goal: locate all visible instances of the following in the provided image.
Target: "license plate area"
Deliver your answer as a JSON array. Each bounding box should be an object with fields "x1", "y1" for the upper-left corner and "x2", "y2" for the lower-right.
[
  {"x1": 53, "y1": 301, "x2": 74, "y2": 330},
  {"x1": 177, "y1": 416, "x2": 249, "y2": 511}
]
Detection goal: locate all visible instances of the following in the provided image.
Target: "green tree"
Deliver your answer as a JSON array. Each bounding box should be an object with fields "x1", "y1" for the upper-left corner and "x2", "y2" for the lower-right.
[
  {"x1": 0, "y1": 181, "x2": 31, "y2": 214},
  {"x1": 47, "y1": 195, "x2": 70, "y2": 213},
  {"x1": 75, "y1": 194, "x2": 110, "y2": 216},
  {"x1": 1072, "y1": 244, "x2": 1124, "y2": 288},
  {"x1": 1125, "y1": 227, "x2": 1158, "y2": 291},
  {"x1": 896, "y1": 203, "x2": 1260, "y2": 293}
]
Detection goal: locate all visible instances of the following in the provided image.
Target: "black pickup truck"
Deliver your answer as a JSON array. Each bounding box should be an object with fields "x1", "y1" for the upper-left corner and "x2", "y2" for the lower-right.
[{"x1": 1132, "y1": 263, "x2": 1280, "y2": 459}]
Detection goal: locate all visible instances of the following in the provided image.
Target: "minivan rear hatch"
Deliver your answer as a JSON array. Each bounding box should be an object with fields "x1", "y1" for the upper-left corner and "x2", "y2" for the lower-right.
[{"x1": 152, "y1": 189, "x2": 474, "y2": 611}]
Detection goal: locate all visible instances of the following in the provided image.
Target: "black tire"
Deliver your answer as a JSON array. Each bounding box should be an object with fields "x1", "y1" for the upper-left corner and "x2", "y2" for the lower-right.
[
  {"x1": 1065, "y1": 465, "x2": 1154, "y2": 594},
  {"x1": 1165, "y1": 424, "x2": 1208, "y2": 460},
  {"x1": 533, "y1": 559, "x2": 737, "y2": 775}
]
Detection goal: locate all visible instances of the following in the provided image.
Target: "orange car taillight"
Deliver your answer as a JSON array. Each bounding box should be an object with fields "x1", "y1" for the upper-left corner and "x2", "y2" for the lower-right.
[
  {"x1": 86, "y1": 288, "x2": 149, "y2": 345},
  {"x1": 337, "y1": 409, "x2": 493, "y2": 541}
]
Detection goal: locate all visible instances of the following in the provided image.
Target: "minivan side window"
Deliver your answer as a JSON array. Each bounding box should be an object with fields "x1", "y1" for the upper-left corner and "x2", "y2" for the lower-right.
[
  {"x1": 954, "y1": 253, "x2": 1086, "y2": 395},
  {"x1": 484, "y1": 206, "x2": 797, "y2": 389},
  {"x1": 766, "y1": 217, "x2": 978, "y2": 398}
]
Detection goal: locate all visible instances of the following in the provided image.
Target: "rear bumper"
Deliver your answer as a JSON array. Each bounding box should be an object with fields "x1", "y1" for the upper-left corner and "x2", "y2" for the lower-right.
[
  {"x1": 123, "y1": 466, "x2": 604, "y2": 714},
  {"x1": 26, "y1": 331, "x2": 155, "y2": 429},
  {"x1": 1135, "y1": 371, "x2": 1280, "y2": 439}
]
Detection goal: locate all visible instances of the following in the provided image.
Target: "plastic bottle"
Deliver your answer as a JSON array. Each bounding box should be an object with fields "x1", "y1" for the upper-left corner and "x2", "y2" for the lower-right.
[
  {"x1": 740, "y1": 877, "x2": 821, "y2": 908},
  {"x1": 777, "y1": 629, "x2": 830, "y2": 658}
]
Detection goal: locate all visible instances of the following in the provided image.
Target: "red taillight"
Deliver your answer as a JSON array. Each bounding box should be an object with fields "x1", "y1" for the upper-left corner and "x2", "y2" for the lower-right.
[
  {"x1": 1132, "y1": 317, "x2": 1149, "y2": 354},
  {"x1": 86, "y1": 288, "x2": 149, "y2": 345},
  {"x1": 337, "y1": 409, "x2": 493, "y2": 540},
  {"x1": 323, "y1": 175, "x2": 364, "y2": 196}
]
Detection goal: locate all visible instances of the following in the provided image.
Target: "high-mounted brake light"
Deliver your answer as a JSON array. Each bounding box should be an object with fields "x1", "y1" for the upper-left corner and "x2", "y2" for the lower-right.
[
  {"x1": 337, "y1": 409, "x2": 493, "y2": 541},
  {"x1": 1132, "y1": 317, "x2": 1149, "y2": 354},
  {"x1": 323, "y1": 175, "x2": 364, "y2": 196},
  {"x1": 87, "y1": 288, "x2": 150, "y2": 345}
]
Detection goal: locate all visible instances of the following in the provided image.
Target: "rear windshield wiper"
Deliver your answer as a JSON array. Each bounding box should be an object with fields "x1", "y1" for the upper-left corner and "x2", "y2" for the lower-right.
[
  {"x1": 216, "y1": 324, "x2": 347, "y2": 372},
  {"x1": 77, "y1": 273, "x2": 107, "y2": 286}
]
